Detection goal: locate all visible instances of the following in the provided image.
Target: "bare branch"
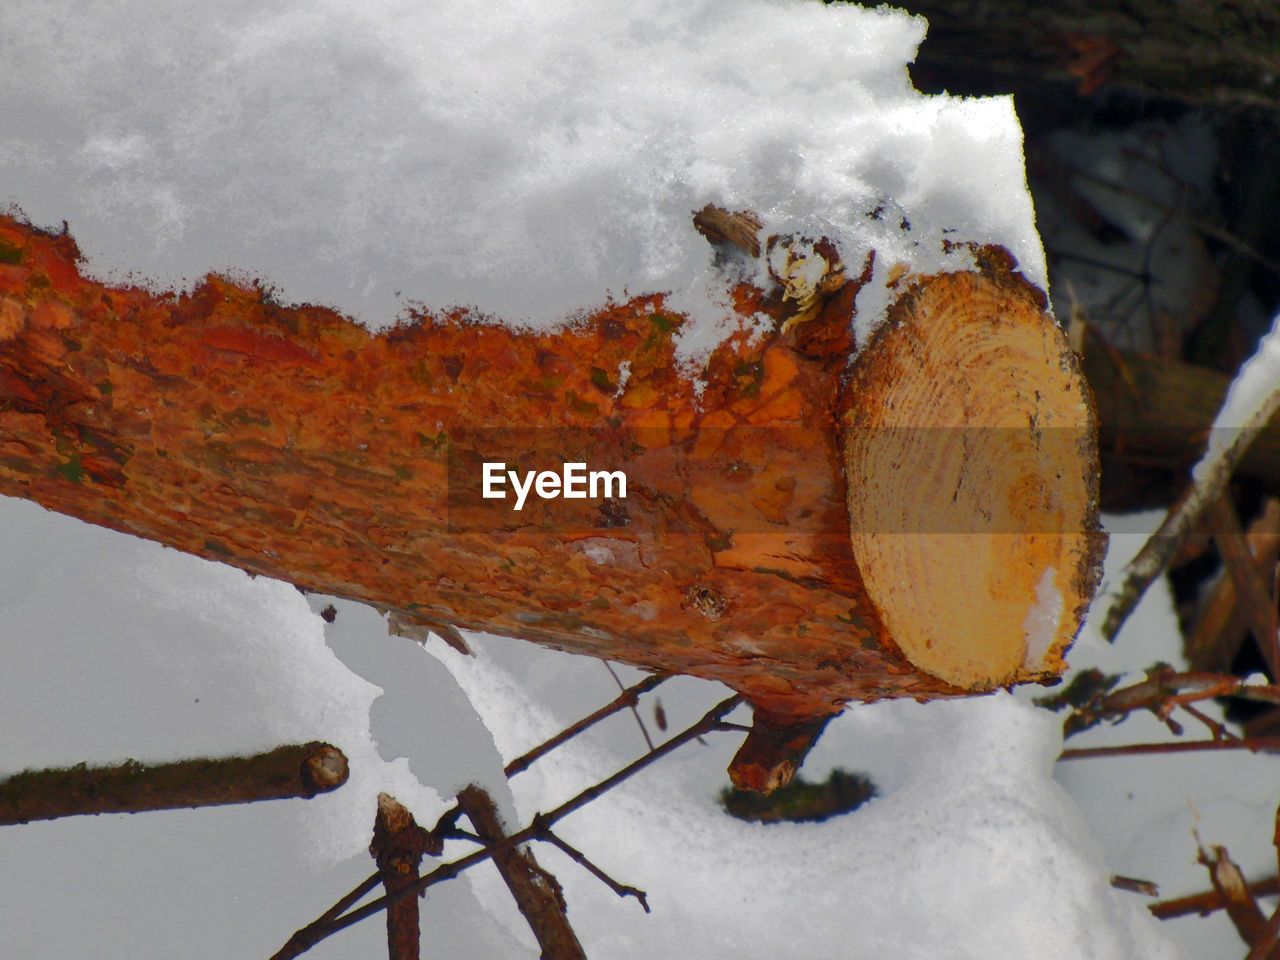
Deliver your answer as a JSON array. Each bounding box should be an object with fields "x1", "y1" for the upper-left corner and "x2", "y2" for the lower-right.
[
  {"x1": 1244, "y1": 909, "x2": 1280, "y2": 960},
  {"x1": 1100, "y1": 487, "x2": 1212, "y2": 644},
  {"x1": 1151, "y1": 876, "x2": 1280, "y2": 920},
  {"x1": 1197, "y1": 844, "x2": 1269, "y2": 948},
  {"x1": 1059, "y1": 736, "x2": 1280, "y2": 761},
  {"x1": 1048, "y1": 665, "x2": 1280, "y2": 741},
  {"x1": 1187, "y1": 498, "x2": 1280, "y2": 671},
  {"x1": 457, "y1": 786, "x2": 587, "y2": 960},
  {"x1": 541, "y1": 828, "x2": 650, "y2": 913},
  {"x1": 603, "y1": 661, "x2": 655, "y2": 752},
  {"x1": 369, "y1": 794, "x2": 441, "y2": 960},
  {"x1": 504, "y1": 673, "x2": 668, "y2": 780},
  {"x1": 1100, "y1": 332, "x2": 1280, "y2": 642},
  {"x1": 0, "y1": 742, "x2": 348, "y2": 825},
  {"x1": 1208, "y1": 496, "x2": 1280, "y2": 678},
  {"x1": 1180, "y1": 702, "x2": 1244, "y2": 744},
  {"x1": 273, "y1": 672, "x2": 667, "y2": 957},
  {"x1": 271, "y1": 694, "x2": 742, "y2": 959},
  {"x1": 313, "y1": 874, "x2": 384, "y2": 931},
  {"x1": 728, "y1": 709, "x2": 835, "y2": 793}
]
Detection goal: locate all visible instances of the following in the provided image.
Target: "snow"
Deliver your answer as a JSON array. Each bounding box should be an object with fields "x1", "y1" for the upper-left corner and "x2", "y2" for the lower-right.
[
  {"x1": 1044, "y1": 513, "x2": 1280, "y2": 960},
  {"x1": 1022, "y1": 566, "x2": 1064, "y2": 670},
  {"x1": 1, "y1": 0, "x2": 1043, "y2": 361},
  {"x1": 0, "y1": 494, "x2": 1186, "y2": 959},
  {"x1": 440, "y1": 634, "x2": 1176, "y2": 960}
]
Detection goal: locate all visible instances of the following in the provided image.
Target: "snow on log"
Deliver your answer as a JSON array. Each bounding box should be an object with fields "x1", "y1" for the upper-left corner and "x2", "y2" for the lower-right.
[{"x1": 0, "y1": 214, "x2": 1103, "y2": 790}]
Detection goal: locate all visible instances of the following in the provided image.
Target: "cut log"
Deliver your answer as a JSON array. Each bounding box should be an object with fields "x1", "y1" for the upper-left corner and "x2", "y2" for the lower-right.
[
  {"x1": 0, "y1": 214, "x2": 1102, "y2": 790},
  {"x1": 843, "y1": 260, "x2": 1104, "y2": 690}
]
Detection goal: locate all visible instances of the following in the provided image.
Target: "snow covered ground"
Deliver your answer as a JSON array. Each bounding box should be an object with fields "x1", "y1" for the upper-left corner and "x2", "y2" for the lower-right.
[
  {"x1": 0, "y1": 0, "x2": 1266, "y2": 957},
  {"x1": 0, "y1": 497, "x2": 1191, "y2": 959}
]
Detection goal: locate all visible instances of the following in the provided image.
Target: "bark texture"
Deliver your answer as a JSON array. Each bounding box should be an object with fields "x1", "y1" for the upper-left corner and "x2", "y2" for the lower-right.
[
  {"x1": 0, "y1": 742, "x2": 348, "y2": 825},
  {"x1": 0, "y1": 215, "x2": 1101, "y2": 739},
  {"x1": 901, "y1": 0, "x2": 1280, "y2": 110},
  {"x1": 369, "y1": 794, "x2": 440, "y2": 960},
  {"x1": 456, "y1": 785, "x2": 587, "y2": 960}
]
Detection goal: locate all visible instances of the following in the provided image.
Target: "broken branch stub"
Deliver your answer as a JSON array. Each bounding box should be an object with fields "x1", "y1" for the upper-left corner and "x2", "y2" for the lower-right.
[
  {"x1": 0, "y1": 742, "x2": 349, "y2": 825},
  {"x1": 0, "y1": 212, "x2": 1102, "y2": 792}
]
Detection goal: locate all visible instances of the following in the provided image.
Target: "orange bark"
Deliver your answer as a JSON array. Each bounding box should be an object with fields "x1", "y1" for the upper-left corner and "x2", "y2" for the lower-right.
[{"x1": 0, "y1": 214, "x2": 1102, "y2": 788}]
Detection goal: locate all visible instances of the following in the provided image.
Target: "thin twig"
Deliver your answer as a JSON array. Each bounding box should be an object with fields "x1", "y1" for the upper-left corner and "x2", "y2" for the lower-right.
[
  {"x1": 271, "y1": 694, "x2": 743, "y2": 959},
  {"x1": 314, "y1": 874, "x2": 383, "y2": 929},
  {"x1": 273, "y1": 673, "x2": 669, "y2": 957},
  {"x1": 505, "y1": 673, "x2": 668, "y2": 779},
  {"x1": 527, "y1": 693, "x2": 742, "y2": 834},
  {"x1": 1180, "y1": 703, "x2": 1245, "y2": 744},
  {"x1": 1056, "y1": 664, "x2": 1232, "y2": 738},
  {"x1": 1151, "y1": 876, "x2": 1280, "y2": 920},
  {"x1": 1053, "y1": 666, "x2": 1280, "y2": 748},
  {"x1": 1064, "y1": 163, "x2": 1280, "y2": 278},
  {"x1": 541, "y1": 828, "x2": 650, "y2": 913},
  {"x1": 1244, "y1": 907, "x2": 1280, "y2": 960},
  {"x1": 1210, "y1": 495, "x2": 1280, "y2": 679},
  {"x1": 1059, "y1": 736, "x2": 1280, "y2": 761},
  {"x1": 1197, "y1": 843, "x2": 1270, "y2": 947},
  {"x1": 602, "y1": 661, "x2": 655, "y2": 752},
  {"x1": 1187, "y1": 498, "x2": 1280, "y2": 672},
  {"x1": 1100, "y1": 486, "x2": 1212, "y2": 644},
  {"x1": 1045, "y1": 248, "x2": 1151, "y2": 280}
]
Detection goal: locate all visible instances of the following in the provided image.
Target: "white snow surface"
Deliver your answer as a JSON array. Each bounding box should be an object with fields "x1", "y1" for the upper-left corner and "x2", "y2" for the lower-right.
[
  {"x1": 0, "y1": 495, "x2": 1184, "y2": 959},
  {"x1": 0, "y1": 0, "x2": 1044, "y2": 360}
]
